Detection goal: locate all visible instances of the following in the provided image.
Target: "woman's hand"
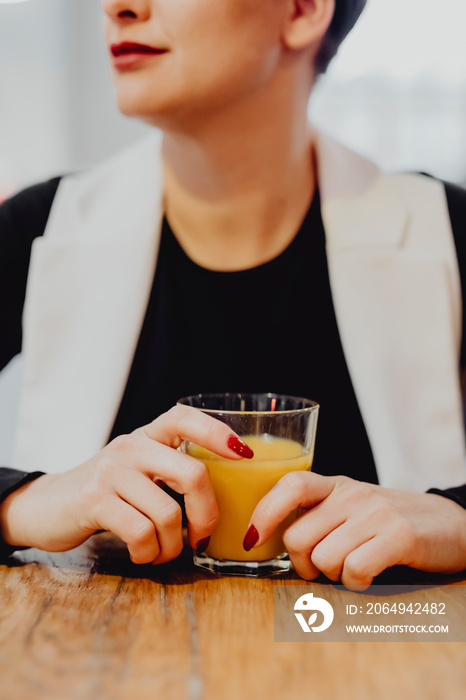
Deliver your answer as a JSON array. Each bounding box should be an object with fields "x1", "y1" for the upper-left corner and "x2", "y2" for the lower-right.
[
  {"x1": 0, "y1": 405, "x2": 252, "y2": 565},
  {"x1": 246, "y1": 473, "x2": 466, "y2": 588}
]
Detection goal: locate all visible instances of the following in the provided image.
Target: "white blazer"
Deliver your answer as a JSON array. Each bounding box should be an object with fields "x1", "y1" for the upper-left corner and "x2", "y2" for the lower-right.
[{"x1": 11, "y1": 129, "x2": 466, "y2": 492}]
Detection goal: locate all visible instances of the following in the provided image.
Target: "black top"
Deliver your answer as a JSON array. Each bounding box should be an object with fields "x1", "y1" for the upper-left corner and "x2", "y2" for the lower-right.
[
  {"x1": 109, "y1": 192, "x2": 377, "y2": 483},
  {"x1": 1, "y1": 173, "x2": 466, "y2": 556}
]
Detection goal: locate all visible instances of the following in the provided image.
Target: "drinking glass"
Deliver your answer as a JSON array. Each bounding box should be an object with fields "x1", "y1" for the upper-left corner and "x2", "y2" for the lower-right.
[{"x1": 177, "y1": 393, "x2": 319, "y2": 577}]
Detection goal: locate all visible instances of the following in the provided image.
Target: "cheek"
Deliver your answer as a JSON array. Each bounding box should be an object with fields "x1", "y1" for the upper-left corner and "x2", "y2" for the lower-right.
[
  {"x1": 174, "y1": 0, "x2": 282, "y2": 79},
  {"x1": 176, "y1": 19, "x2": 281, "y2": 100}
]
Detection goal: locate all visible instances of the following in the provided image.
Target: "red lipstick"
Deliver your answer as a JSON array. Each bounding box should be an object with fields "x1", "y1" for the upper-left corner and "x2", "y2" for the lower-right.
[{"x1": 110, "y1": 42, "x2": 167, "y2": 70}]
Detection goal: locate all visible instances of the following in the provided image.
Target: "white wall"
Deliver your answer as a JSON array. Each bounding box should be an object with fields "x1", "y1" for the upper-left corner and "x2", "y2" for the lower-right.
[
  {"x1": 0, "y1": 0, "x2": 148, "y2": 194},
  {"x1": 0, "y1": 0, "x2": 69, "y2": 192},
  {"x1": 309, "y1": 0, "x2": 466, "y2": 184}
]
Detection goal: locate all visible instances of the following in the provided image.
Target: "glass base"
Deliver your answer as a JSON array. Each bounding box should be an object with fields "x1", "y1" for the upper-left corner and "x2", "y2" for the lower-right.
[{"x1": 193, "y1": 551, "x2": 292, "y2": 577}]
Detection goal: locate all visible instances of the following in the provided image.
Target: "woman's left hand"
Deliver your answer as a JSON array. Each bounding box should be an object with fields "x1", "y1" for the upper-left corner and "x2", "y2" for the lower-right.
[{"x1": 246, "y1": 473, "x2": 466, "y2": 588}]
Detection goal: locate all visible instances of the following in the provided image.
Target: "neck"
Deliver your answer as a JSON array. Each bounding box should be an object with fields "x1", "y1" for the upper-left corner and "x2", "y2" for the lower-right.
[{"x1": 161, "y1": 77, "x2": 316, "y2": 271}]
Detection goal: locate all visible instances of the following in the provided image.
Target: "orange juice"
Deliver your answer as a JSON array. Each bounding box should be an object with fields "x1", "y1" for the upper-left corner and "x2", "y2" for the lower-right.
[{"x1": 188, "y1": 434, "x2": 313, "y2": 562}]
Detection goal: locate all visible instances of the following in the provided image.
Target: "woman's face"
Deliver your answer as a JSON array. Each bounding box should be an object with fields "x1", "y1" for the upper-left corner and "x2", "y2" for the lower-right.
[{"x1": 102, "y1": 0, "x2": 289, "y2": 128}]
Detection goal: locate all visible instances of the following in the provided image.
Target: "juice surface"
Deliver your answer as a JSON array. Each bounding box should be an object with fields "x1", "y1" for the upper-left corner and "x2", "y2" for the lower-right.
[{"x1": 188, "y1": 434, "x2": 313, "y2": 561}]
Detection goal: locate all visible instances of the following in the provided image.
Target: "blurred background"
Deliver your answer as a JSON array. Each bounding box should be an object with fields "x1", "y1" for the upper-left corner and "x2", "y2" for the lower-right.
[{"x1": 1, "y1": 0, "x2": 466, "y2": 464}]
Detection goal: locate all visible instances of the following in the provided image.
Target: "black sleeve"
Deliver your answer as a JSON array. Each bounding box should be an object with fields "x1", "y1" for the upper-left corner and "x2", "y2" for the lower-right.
[
  {"x1": 427, "y1": 485, "x2": 466, "y2": 510},
  {"x1": 0, "y1": 178, "x2": 60, "y2": 555},
  {"x1": 0, "y1": 468, "x2": 45, "y2": 558},
  {"x1": 443, "y1": 179, "x2": 466, "y2": 368},
  {"x1": 0, "y1": 176, "x2": 61, "y2": 372}
]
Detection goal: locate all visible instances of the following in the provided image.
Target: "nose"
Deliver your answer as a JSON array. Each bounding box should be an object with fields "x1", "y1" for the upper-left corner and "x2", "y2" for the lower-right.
[{"x1": 102, "y1": 0, "x2": 151, "y2": 24}]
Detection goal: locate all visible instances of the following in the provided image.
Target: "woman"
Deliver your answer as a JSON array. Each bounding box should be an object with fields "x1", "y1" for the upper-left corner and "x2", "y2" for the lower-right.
[{"x1": 1, "y1": 0, "x2": 466, "y2": 588}]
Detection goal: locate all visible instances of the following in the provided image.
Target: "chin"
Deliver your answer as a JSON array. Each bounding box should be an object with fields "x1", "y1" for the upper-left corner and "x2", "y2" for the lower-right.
[
  {"x1": 114, "y1": 84, "x2": 155, "y2": 118},
  {"x1": 115, "y1": 100, "x2": 175, "y2": 132},
  {"x1": 114, "y1": 91, "x2": 200, "y2": 134},
  {"x1": 112, "y1": 75, "x2": 245, "y2": 133},
  {"x1": 113, "y1": 80, "x2": 178, "y2": 126}
]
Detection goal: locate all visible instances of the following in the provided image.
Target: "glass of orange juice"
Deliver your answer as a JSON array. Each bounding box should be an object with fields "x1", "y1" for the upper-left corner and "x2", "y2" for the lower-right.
[{"x1": 177, "y1": 393, "x2": 319, "y2": 577}]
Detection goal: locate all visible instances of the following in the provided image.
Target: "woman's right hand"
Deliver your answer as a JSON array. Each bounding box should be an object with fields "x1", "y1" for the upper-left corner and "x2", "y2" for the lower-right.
[{"x1": 0, "y1": 405, "x2": 252, "y2": 565}]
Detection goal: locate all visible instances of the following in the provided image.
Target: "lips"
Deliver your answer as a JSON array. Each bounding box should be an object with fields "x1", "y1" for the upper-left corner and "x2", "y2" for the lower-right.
[
  {"x1": 111, "y1": 42, "x2": 166, "y2": 57},
  {"x1": 110, "y1": 42, "x2": 168, "y2": 71}
]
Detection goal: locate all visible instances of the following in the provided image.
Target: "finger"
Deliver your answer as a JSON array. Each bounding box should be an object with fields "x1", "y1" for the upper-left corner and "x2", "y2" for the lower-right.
[
  {"x1": 286, "y1": 547, "x2": 321, "y2": 581},
  {"x1": 108, "y1": 434, "x2": 219, "y2": 548},
  {"x1": 308, "y1": 518, "x2": 378, "y2": 582},
  {"x1": 93, "y1": 495, "x2": 160, "y2": 564},
  {"x1": 113, "y1": 470, "x2": 183, "y2": 565},
  {"x1": 341, "y1": 534, "x2": 407, "y2": 590},
  {"x1": 138, "y1": 404, "x2": 254, "y2": 459},
  {"x1": 283, "y1": 495, "x2": 405, "y2": 583},
  {"x1": 282, "y1": 504, "x2": 350, "y2": 581},
  {"x1": 246, "y1": 471, "x2": 337, "y2": 548},
  {"x1": 281, "y1": 507, "x2": 351, "y2": 581}
]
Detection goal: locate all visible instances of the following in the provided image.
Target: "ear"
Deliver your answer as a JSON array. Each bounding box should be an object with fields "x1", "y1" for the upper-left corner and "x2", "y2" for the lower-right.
[{"x1": 281, "y1": 0, "x2": 335, "y2": 51}]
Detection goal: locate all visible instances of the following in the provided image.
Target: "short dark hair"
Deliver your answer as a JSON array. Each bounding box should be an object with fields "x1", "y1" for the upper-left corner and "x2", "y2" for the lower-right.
[{"x1": 315, "y1": 0, "x2": 367, "y2": 75}]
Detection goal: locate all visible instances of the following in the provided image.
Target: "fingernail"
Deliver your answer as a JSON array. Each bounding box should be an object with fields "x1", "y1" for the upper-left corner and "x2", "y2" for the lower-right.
[
  {"x1": 196, "y1": 536, "x2": 210, "y2": 554},
  {"x1": 227, "y1": 436, "x2": 254, "y2": 459},
  {"x1": 243, "y1": 525, "x2": 259, "y2": 551}
]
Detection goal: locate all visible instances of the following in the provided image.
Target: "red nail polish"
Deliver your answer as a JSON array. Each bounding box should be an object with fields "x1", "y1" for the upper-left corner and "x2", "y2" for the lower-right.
[
  {"x1": 196, "y1": 536, "x2": 210, "y2": 554},
  {"x1": 227, "y1": 436, "x2": 254, "y2": 459},
  {"x1": 243, "y1": 525, "x2": 259, "y2": 551}
]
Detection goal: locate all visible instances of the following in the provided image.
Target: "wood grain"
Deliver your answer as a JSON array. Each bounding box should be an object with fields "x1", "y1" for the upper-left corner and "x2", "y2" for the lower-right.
[{"x1": 0, "y1": 534, "x2": 465, "y2": 700}]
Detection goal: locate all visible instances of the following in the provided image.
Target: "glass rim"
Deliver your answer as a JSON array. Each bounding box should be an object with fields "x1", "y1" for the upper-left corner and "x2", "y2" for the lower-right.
[{"x1": 176, "y1": 392, "x2": 320, "y2": 416}]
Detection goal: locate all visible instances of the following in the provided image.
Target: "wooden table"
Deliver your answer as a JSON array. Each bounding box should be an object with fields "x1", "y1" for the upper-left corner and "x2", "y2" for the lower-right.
[{"x1": 1, "y1": 534, "x2": 465, "y2": 700}]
